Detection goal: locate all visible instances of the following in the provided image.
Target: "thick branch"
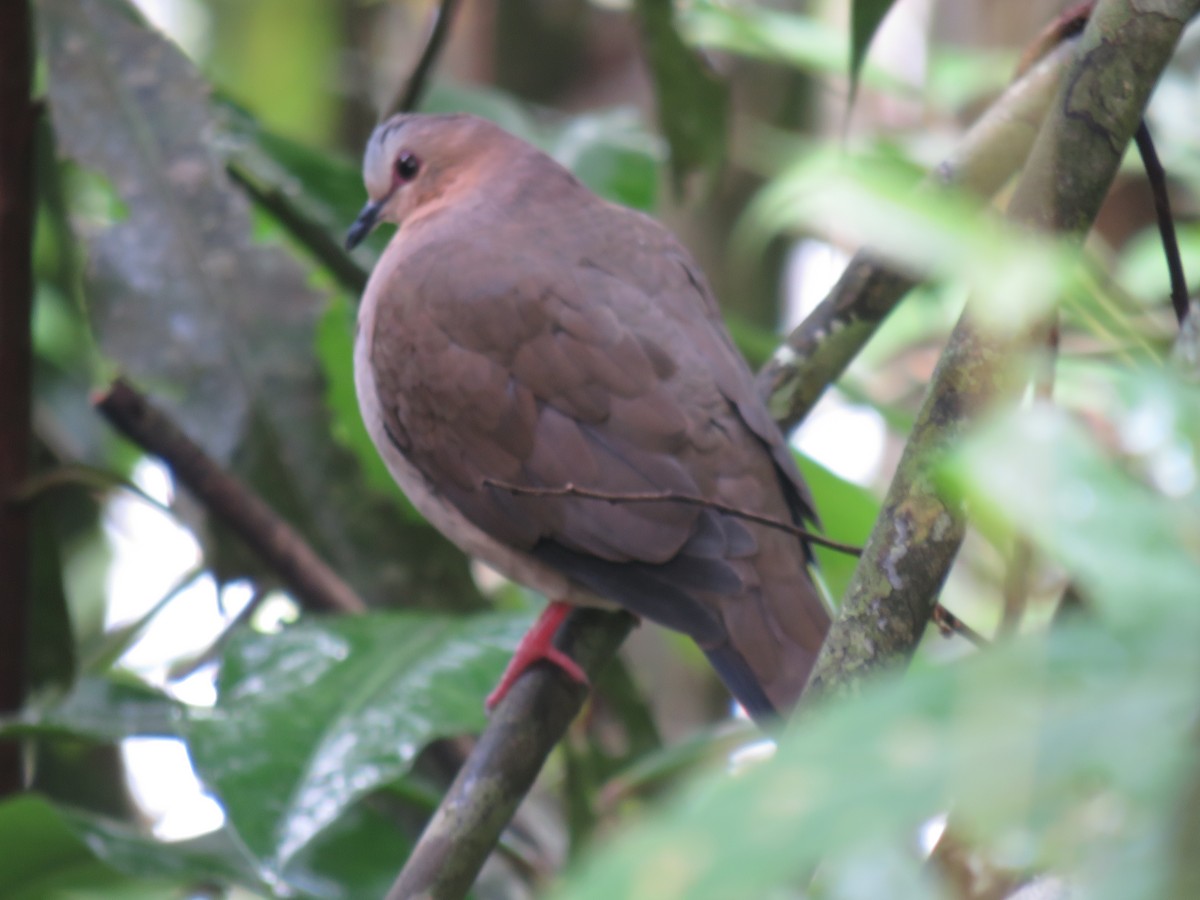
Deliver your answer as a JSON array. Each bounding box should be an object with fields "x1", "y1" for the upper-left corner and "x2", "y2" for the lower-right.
[
  {"x1": 804, "y1": 0, "x2": 1198, "y2": 701},
  {"x1": 758, "y1": 39, "x2": 1078, "y2": 431},
  {"x1": 94, "y1": 379, "x2": 366, "y2": 615},
  {"x1": 0, "y1": 0, "x2": 36, "y2": 797}
]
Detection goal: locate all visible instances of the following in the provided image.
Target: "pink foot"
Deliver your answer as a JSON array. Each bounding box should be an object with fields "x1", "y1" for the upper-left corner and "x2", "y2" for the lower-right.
[{"x1": 486, "y1": 601, "x2": 589, "y2": 711}]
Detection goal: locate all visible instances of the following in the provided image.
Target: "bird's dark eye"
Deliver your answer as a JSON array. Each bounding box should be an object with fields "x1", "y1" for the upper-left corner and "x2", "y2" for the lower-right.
[{"x1": 394, "y1": 152, "x2": 421, "y2": 183}]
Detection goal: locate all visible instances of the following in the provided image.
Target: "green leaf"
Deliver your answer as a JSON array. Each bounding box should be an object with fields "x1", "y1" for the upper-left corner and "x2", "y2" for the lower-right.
[
  {"x1": 58, "y1": 810, "x2": 265, "y2": 893},
  {"x1": 426, "y1": 85, "x2": 663, "y2": 210},
  {"x1": 0, "y1": 795, "x2": 188, "y2": 899},
  {"x1": 634, "y1": 0, "x2": 728, "y2": 190},
  {"x1": 948, "y1": 400, "x2": 1200, "y2": 619},
  {"x1": 743, "y1": 151, "x2": 1110, "y2": 339},
  {"x1": 546, "y1": 108, "x2": 662, "y2": 212},
  {"x1": 681, "y1": 2, "x2": 904, "y2": 94},
  {"x1": 796, "y1": 454, "x2": 878, "y2": 604},
  {"x1": 313, "y1": 293, "x2": 412, "y2": 508},
  {"x1": 39, "y1": 0, "x2": 478, "y2": 609},
  {"x1": 185, "y1": 610, "x2": 532, "y2": 875},
  {"x1": 284, "y1": 800, "x2": 414, "y2": 899},
  {"x1": 219, "y1": 100, "x2": 380, "y2": 285},
  {"x1": 1, "y1": 674, "x2": 180, "y2": 742},
  {"x1": 850, "y1": 1, "x2": 898, "y2": 100}
]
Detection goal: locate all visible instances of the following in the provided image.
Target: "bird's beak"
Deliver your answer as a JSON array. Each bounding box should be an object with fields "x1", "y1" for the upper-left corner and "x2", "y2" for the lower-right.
[{"x1": 345, "y1": 199, "x2": 384, "y2": 250}]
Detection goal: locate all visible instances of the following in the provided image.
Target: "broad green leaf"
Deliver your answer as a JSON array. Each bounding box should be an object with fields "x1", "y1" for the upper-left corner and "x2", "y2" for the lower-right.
[
  {"x1": 67, "y1": 804, "x2": 402, "y2": 899},
  {"x1": 634, "y1": 0, "x2": 728, "y2": 190},
  {"x1": 1, "y1": 674, "x2": 180, "y2": 742},
  {"x1": 850, "y1": 1, "x2": 899, "y2": 100},
  {"x1": 0, "y1": 795, "x2": 187, "y2": 900},
  {"x1": 58, "y1": 810, "x2": 266, "y2": 894},
  {"x1": 185, "y1": 610, "x2": 532, "y2": 875},
  {"x1": 283, "y1": 800, "x2": 414, "y2": 899},
  {"x1": 0, "y1": 794, "x2": 102, "y2": 896},
  {"x1": 39, "y1": 0, "x2": 478, "y2": 609}
]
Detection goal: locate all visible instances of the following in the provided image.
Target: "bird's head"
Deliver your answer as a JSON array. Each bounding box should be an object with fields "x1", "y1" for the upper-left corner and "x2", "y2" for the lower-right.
[{"x1": 345, "y1": 113, "x2": 510, "y2": 250}]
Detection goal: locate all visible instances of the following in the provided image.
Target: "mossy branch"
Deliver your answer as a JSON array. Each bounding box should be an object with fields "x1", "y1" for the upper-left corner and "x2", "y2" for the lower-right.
[{"x1": 804, "y1": 0, "x2": 1199, "y2": 702}]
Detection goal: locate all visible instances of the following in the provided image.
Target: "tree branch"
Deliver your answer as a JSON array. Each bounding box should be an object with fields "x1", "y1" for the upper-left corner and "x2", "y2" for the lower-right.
[
  {"x1": 0, "y1": 0, "x2": 36, "y2": 797},
  {"x1": 758, "y1": 38, "x2": 1078, "y2": 431},
  {"x1": 225, "y1": 163, "x2": 369, "y2": 294},
  {"x1": 384, "y1": 608, "x2": 636, "y2": 900},
  {"x1": 804, "y1": 0, "x2": 1199, "y2": 701},
  {"x1": 94, "y1": 379, "x2": 366, "y2": 615}
]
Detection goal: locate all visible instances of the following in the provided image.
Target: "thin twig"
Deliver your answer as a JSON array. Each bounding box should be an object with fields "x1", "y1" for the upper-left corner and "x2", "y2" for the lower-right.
[
  {"x1": 481, "y1": 478, "x2": 862, "y2": 557},
  {"x1": 94, "y1": 379, "x2": 366, "y2": 615},
  {"x1": 1133, "y1": 120, "x2": 1190, "y2": 325},
  {"x1": 167, "y1": 582, "x2": 271, "y2": 682},
  {"x1": 931, "y1": 605, "x2": 989, "y2": 648},
  {"x1": 226, "y1": 163, "x2": 368, "y2": 294},
  {"x1": 83, "y1": 564, "x2": 208, "y2": 674},
  {"x1": 385, "y1": 0, "x2": 464, "y2": 118}
]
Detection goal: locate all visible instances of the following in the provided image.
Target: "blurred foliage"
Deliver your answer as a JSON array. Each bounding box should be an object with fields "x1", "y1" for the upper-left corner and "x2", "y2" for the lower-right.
[
  {"x1": 851, "y1": 1, "x2": 901, "y2": 99},
  {"x1": 7, "y1": 0, "x2": 1200, "y2": 897},
  {"x1": 634, "y1": 0, "x2": 728, "y2": 191}
]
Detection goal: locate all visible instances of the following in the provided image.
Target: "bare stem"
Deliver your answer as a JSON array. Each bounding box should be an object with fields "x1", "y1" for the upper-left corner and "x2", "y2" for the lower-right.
[
  {"x1": 95, "y1": 379, "x2": 366, "y2": 615},
  {"x1": 481, "y1": 478, "x2": 861, "y2": 557},
  {"x1": 384, "y1": 0, "x2": 464, "y2": 117}
]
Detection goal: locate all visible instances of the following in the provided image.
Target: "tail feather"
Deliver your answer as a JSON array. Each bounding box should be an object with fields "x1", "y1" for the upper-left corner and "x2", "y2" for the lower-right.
[{"x1": 702, "y1": 642, "x2": 779, "y2": 724}]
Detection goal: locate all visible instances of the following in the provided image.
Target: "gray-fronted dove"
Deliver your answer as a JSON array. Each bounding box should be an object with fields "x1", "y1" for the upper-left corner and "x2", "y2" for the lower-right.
[{"x1": 347, "y1": 113, "x2": 830, "y2": 722}]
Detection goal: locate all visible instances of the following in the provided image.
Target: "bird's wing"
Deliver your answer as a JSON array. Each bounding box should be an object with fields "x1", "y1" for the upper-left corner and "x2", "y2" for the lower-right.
[{"x1": 367, "y1": 215, "x2": 828, "y2": 716}]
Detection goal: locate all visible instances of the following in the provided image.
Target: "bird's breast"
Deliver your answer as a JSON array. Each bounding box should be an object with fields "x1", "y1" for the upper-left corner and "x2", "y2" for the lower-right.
[{"x1": 353, "y1": 273, "x2": 597, "y2": 606}]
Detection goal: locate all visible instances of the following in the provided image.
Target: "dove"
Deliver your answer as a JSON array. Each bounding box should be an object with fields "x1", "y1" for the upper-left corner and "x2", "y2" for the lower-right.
[{"x1": 347, "y1": 113, "x2": 830, "y2": 722}]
